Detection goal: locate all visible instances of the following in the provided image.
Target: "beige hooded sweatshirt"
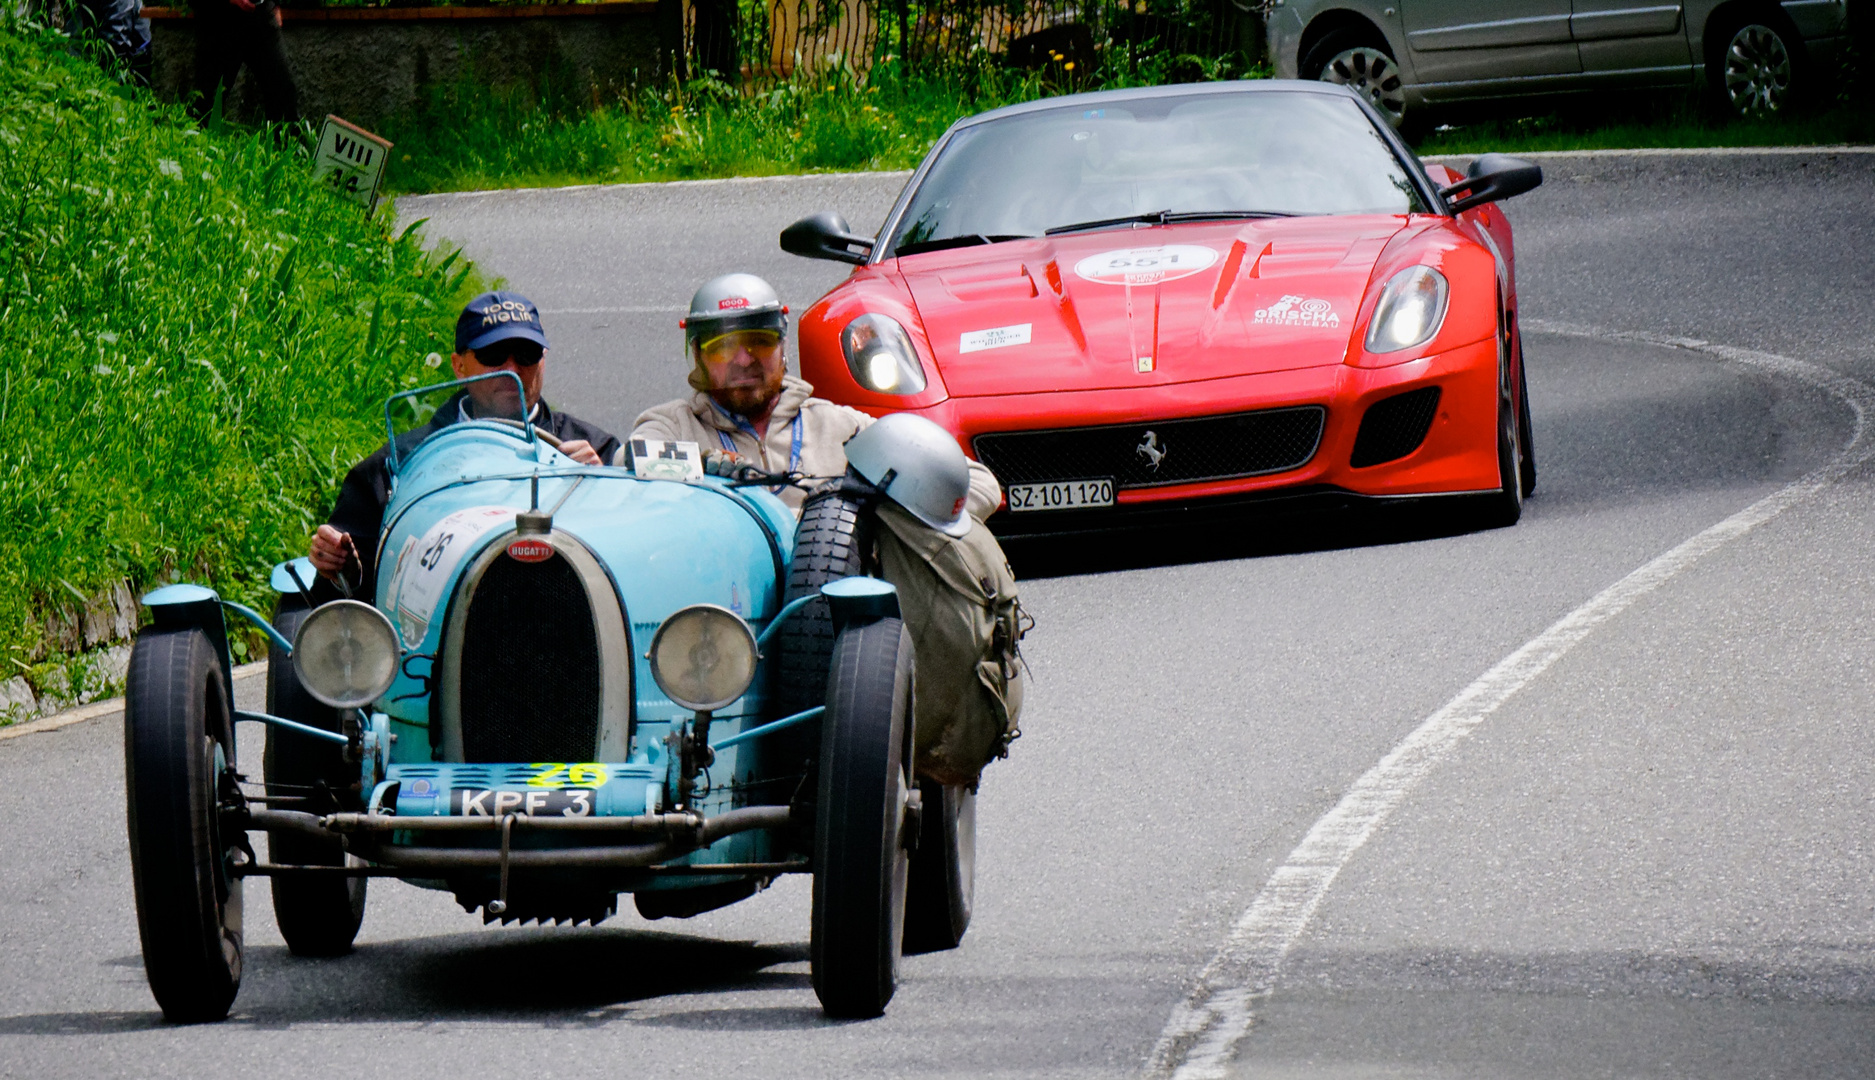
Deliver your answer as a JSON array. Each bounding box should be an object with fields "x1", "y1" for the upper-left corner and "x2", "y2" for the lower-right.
[{"x1": 630, "y1": 375, "x2": 1002, "y2": 518}]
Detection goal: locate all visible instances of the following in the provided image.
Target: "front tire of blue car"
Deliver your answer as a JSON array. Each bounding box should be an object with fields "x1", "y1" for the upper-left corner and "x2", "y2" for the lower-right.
[
  {"x1": 811, "y1": 616, "x2": 914, "y2": 1019},
  {"x1": 124, "y1": 628, "x2": 244, "y2": 1023},
  {"x1": 264, "y1": 598, "x2": 367, "y2": 957}
]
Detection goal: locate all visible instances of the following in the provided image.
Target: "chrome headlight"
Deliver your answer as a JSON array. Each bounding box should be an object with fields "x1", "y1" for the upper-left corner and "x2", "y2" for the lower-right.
[
  {"x1": 841, "y1": 313, "x2": 928, "y2": 395},
  {"x1": 293, "y1": 600, "x2": 400, "y2": 709},
  {"x1": 1366, "y1": 266, "x2": 1451, "y2": 354},
  {"x1": 648, "y1": 605, "x2": 759, "y2": 713}
]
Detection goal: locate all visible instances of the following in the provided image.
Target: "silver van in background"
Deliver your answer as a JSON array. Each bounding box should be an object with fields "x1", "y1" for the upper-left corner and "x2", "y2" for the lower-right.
[{"x1": 1263, "y1": 0, "x2": 1852, "y2": 129}]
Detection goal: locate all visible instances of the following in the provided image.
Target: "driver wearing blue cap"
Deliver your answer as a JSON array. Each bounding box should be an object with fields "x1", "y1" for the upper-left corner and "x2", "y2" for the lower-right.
[{"x1": 307, "y1": 291, "x2": 622, "y2": 595}]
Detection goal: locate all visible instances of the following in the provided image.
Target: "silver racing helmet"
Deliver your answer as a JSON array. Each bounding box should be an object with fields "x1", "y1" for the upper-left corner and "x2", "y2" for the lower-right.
[
  {"x1": 682, "y1": 272, "x2": 789, "y2": 355},
  {"x1": 844, "y1": 412, "x2": 974, "y2": 538}
]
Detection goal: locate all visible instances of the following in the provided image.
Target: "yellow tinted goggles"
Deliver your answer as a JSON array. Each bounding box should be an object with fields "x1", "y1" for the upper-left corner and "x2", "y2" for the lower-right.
[{"x1": 697, "y1": 329, "x2": 783, "y2": 361}]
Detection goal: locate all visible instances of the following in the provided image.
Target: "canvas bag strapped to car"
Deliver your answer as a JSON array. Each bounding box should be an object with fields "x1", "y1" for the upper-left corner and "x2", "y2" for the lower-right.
[{"x1": 870, "y1": 502, "x2": 1026, "y2": 786}]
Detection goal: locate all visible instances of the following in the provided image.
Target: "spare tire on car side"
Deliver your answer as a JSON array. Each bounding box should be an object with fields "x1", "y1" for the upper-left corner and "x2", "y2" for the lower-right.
[{"x1": 775, "y1": 485, "x2": 874, "y2": 724}]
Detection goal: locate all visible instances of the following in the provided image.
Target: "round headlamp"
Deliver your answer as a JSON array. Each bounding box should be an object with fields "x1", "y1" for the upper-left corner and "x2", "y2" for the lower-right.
[
  {"x1": 841, "y1": 313, "x2": 928, "y2": 395},
  {"x1": 648, "y1": 605, "x2": 760, "y2": 713},
  {"x1": 1366, "y1": 266, "x2": 1450, "y2": 354},
  {"x1": 292, "y1": 600, "x2": 401, "y2": 709}
]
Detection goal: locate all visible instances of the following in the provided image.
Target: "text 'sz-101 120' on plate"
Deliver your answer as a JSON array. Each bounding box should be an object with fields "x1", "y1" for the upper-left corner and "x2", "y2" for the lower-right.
[{"x1": 1008, "y1": 479, "x2": 1115, "y2": 512}]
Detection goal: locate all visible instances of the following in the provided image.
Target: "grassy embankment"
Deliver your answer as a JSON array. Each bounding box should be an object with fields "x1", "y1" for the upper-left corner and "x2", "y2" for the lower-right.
[
  {"x1": 0, "y1": 20, "x2": 484, "y2": 721},
  {"x1": 384, "y1": 52, "x2": 1873, "y2": 195}
]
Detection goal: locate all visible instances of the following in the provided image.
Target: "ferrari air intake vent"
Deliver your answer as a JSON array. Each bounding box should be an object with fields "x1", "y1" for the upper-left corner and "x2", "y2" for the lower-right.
[
  {"x1": 1350, "y1": 386, "x2": 1442, "y2": 468},
  {"x1": 973, "y1": 406, "x2": 1325, "y2": 490},
  {"x1": 456, "y1": 554, "x2": 602, "y2": 763}
]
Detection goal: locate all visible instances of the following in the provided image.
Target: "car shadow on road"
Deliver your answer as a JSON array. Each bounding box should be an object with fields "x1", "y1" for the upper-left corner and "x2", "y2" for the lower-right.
[
  {"x1": 1005, "y1": 501, "x2": 1491, "y2": 579},
  {"x1": 0, "y1": 929, "x2": 820, "y2": 1034}
]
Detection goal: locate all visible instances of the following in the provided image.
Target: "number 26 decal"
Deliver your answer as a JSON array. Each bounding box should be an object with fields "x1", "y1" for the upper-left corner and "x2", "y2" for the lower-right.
[{"x1": 526, "y1": 763, "x2": 609, "y2": 788}]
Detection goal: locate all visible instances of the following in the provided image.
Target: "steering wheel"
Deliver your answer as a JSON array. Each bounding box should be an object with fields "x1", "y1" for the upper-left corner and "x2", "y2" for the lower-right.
[{"x1": 481, "y1": 416, "x2": 565, "y2": 451}]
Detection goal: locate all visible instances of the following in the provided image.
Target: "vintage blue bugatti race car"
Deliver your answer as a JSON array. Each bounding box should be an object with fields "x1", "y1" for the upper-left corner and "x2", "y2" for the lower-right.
[{"x1": 122, "y1": 374, "x2": 976, "y2": 1023}]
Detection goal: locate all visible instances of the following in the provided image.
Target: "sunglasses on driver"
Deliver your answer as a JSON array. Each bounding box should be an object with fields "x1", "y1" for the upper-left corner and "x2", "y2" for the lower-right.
[{"x1": 473, "y1": 340, "x2": 545, "y2": 368}]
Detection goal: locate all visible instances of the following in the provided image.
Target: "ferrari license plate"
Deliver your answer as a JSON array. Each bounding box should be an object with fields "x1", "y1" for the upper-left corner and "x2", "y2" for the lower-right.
[{"x1": 1007, "y1": 479, "x2": 1115, "y2": 512}]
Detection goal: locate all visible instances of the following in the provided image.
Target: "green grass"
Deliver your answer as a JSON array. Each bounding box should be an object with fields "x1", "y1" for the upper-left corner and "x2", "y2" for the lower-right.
[
  {"x1": 382, "y1": 46, "x2": 1871, "y2": 195},
  {"x1": 0, "y1": 19, "x2": 485, "y2": 708},
  {"x1": 1416, "y1": 97, "x2": 1875, "y2": 156},
  {"x1": 380, "y1": 55, "x2": 1249, "y2": 194}
]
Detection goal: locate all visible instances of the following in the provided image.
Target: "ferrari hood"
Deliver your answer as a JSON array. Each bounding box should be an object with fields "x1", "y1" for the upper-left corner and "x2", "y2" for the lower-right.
[{"x1": 895, "y1": 217, "x2": 1412, "y2": 397}]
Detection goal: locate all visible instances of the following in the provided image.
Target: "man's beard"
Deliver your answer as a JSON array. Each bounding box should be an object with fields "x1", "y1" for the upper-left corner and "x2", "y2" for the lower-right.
[{"x1": 708, "y1": 364, "x2": 785, "y2": 421}]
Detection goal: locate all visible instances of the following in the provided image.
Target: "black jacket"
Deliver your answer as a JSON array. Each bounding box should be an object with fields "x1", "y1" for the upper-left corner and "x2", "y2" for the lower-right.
[{"x1": 318, "y1": 391, "x2": 621, "y2": 601}]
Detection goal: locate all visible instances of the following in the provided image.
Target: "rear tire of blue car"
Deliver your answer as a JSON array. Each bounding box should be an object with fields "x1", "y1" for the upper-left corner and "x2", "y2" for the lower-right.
[
  {"x1": 124, "y1": 628, "x2": 244, "y2": 1023},
  {"x1": 264, "y1": 599, "x2": 367, "y2": 957},
  {"x1": 902, "y1": 780, "x2": 975, "y2": 955},
  {"x1": 812, "y1": 616, "x2": 914, "y2": 1019}
]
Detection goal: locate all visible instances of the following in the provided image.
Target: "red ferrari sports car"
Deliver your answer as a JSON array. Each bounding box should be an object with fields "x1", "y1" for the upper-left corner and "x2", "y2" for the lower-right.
[{"x1": 781, "y1": 81, "x2": 1542, "y2": 537}]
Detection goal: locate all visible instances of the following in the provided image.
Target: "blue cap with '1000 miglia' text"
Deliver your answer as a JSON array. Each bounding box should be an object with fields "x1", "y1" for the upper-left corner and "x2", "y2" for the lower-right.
[{"x1": 456, "y1": 291, "x2": 550, "y2": 353}]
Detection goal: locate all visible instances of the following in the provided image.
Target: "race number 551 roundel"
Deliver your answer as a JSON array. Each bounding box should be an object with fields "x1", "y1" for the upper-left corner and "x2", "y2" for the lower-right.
[{"x1": 1074, "y1": 245, "x2": 1218, "y2": 286}]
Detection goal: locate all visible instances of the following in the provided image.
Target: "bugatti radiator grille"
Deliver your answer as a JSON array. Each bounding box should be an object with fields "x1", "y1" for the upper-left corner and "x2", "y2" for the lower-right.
[
  {"x1": 1350, "y1": 386, "x2": 1442, "y2": 468},
  {"x1": 973, "y1": 406, "x2": 1325, "y2": 489},
  {"x1": 458, "y1": 554, "x2": 601, "y2": 763}
]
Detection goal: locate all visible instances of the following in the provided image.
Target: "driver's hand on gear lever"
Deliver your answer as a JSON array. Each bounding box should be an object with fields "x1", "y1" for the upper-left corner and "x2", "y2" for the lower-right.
[
  {"x1": 309, "y1": 525, "x2": 357, "y2": 582},
  {"x1": 557, "y1": 438, "x2": 602, "y2": 466}
]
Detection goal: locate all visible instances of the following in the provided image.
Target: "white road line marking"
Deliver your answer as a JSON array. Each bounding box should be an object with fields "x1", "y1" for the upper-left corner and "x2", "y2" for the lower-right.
[
  {"x1": 538, "y1": 305, "x2": 686, "y2": 315},
  {"x1": 0, "y1": 660, "x2": 268, "y2": 743},
  {"x1": 395, "y1": 169, "x2": 915, "y2": 204},
  {"x1": 1148, "y1": 324, "x2": 1875, "y2": 1079}
]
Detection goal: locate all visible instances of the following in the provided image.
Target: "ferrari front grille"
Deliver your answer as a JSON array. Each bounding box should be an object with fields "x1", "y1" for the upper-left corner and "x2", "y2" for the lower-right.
[
  {"x1": 1350, "y1": 386, "x2": 1441, "y2": 468},
  {"x1": 973, "y1": 406, "x2": 1325, "y2": 490},
  {"x1": 457, "y1": 554, "x2": 602, "y2": 763}
]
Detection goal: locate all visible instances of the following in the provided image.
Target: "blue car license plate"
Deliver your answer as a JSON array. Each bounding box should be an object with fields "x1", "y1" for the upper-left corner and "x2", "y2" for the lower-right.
[{"x1": 450, "y1": 788, "x2": 598, "y2": 817}]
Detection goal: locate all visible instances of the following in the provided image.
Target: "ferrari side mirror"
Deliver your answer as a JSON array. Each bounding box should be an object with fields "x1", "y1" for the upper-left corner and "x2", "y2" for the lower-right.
[
  {"x1": 1439, "y1": 154, "x2": 1543, "y2": 214},
  {"x1": 781, "y1": 212, "x2": 875, "y2": 266}
]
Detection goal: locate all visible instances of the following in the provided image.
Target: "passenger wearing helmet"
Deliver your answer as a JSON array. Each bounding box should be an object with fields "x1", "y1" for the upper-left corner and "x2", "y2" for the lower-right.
[{"x1": 629, "y1": 272, "x2": 1001, "y2": 517}]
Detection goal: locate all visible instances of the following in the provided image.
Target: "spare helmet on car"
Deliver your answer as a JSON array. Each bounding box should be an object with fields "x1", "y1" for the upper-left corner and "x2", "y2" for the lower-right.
[{"x1": 844, "y1": 412, "x2": 974, "y2": 538}]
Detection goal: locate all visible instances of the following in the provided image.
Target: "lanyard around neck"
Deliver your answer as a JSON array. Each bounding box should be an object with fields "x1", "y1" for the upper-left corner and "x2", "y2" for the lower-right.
[{"x1": 715, "y1": 408, "x2": 802, "y2": 476}]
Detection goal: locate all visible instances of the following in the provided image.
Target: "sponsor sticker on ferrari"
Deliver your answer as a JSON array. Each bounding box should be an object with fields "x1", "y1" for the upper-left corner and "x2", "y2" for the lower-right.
[
  {"x1": 959, "y1": 324, "x2": 1032, "y2": 353},
  {"x1": 1254, "y1": 295, "x2": 1341, "y2": 328},
  {"x1": 1074, "y1": 245, "x2": 1218, "y2": 286}
]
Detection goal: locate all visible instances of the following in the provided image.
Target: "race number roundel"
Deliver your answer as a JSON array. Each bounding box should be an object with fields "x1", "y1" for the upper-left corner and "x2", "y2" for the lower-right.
[{"x1": 1073, "y1": 245, "x2": 1219, "y2": 286}]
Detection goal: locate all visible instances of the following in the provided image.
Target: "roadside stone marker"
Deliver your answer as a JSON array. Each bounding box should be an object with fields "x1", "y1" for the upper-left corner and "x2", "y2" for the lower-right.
[{"x1": 313, "y1": 115, "x2": 393, "y2": 212}]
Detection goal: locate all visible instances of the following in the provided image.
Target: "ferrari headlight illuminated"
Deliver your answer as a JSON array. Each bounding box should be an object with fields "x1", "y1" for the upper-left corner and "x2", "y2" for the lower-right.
[
  {"x1": 649, "y1": 605, "x2": 759, "y2": 713},
  {"x1": 293, "y1": 600, "x2": 400, "y2": 709},
  {"x1": 1366, "y1": 266, "x2": 1450, "y2": 354},
  {"x1": 841, "y1": 314, "x2": 928, "y2": 395}
]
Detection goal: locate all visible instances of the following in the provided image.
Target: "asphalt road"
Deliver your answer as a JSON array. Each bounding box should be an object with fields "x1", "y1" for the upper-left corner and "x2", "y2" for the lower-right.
[{"x1": 3, "y1": 149, "x2": 1874, "y2": 1080}]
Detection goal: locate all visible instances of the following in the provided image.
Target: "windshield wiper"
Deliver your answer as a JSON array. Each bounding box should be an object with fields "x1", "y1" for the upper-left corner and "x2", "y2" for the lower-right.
[
  {"x1": 1044, "y1": 209, "x2": 1299, "y2": 236},
  {"x1": 894, "y1": 234, "x2": 1033, "y2": 258}
]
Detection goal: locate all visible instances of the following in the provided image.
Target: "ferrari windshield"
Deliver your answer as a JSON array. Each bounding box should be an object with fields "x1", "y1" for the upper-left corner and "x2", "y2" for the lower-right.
[{"x1": 889, "y1": 91, "x2": 1427, "y2": 256}]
